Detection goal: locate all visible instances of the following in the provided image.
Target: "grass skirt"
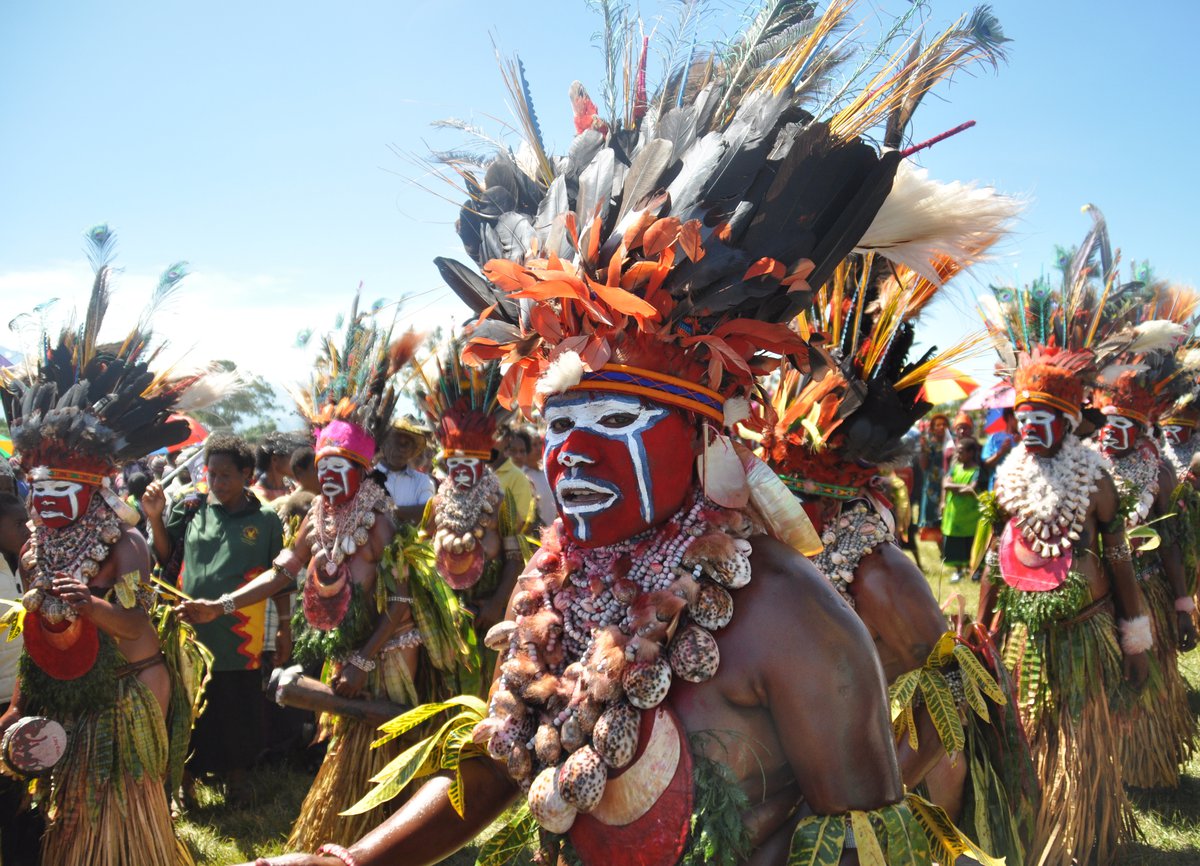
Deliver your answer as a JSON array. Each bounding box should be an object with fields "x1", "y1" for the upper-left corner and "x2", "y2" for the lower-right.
[
  {"x1": 1116, "y1": 563, "x2": 1197, "y2": 789},
  {"x1": 36, "y1": 673, "x2": 192, "y2": 866},
  {"x1": 287, "y1": 646, "x2": 418, "y2": 850},
  {"x1": 1000, "y1": 596, "x2": 1135, "y2": 866}
]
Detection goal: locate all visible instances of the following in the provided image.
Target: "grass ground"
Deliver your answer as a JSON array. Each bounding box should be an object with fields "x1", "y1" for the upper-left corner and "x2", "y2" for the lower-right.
[{"x1": 180, "y1": 541, "x2": 1200, "y2": 863}]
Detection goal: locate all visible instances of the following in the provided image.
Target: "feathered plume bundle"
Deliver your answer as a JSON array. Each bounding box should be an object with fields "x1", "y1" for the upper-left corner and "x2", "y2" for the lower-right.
[
  {"x1": 412, "y1": 335, "x2": 509, "y2": 456},
  {"x1": 426, "y1": 0, "x2": 1010, "y2": 416},
  {"x1": 291, "y1": 293, "x2": 422, "y2": 449},
  {"x1": 0, "y1": 225, "x2": 208, "y2": 473}
]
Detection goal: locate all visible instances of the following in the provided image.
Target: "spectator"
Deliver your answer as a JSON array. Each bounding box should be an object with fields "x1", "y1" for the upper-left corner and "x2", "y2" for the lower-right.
[
  {"x1": 490, "y1": 435, "x2": 536, "y2": 532},
  {"x1": 504, "y1": 427, "x2": 555, "y2": 528},
  {"x1": 374, "y1": 420, "x2": 435, "y2": 525},
  {"x1": 0, "y1": 459, "x2": 14, "y2": 496},
  {"x1": 125, "y1": 471, "x2": 151, "y2": 536},
  {"x1": 0, "y1": 492, "x2": 40, "y2": 865},
  {"x1": 941, "y1": 437, "x2": 982, "y2": 583},
  {"x1": 252, "y1": 432, "x2": 299, "y2": 503},
  {"x1": 142, "y1": 433, "x2": 285, "y2": 804},
  {"x1": 916, "y1": 413, "x2": 951, "y2": 539},
  {"x1": 981, "y1": 407, "x2": 1018, "y2": 490},
  {"x1": 275, "y1": 445, "x2": 319, "y2": 523}
]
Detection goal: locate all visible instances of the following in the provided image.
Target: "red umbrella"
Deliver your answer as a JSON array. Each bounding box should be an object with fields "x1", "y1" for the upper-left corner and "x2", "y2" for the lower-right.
[
  {"x1": 919, "y1": 366, "x2": 979, "y2": 405},
  {"x1": 166, "y1": 413, "x2": 208, "y2": 453}
]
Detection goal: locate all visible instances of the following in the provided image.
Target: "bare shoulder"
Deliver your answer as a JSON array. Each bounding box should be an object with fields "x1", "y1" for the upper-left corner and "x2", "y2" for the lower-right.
[
  {"x1": 729, "y1": 534, "x2": 876, "y2": 665},
  {"x1": 111, "y1": 526, "x2": 152, "y2": 577}
]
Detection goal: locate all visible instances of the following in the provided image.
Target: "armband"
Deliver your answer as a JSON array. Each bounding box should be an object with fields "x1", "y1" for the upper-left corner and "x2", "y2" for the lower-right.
[
  {"x1": 217, "y1": 593, "x2": 237, "y2": 615},
  {"x1": 1119, "y1": 615, "x2": 1153, "y2": 655},
  {"x1": 1103, "y1": 541, "x2": 1132, "y2": 563},
  {"x1": 1175, "y1": 596, "x2": 1196, "y2": 614},
  {"x1": 272, "y1": 548, "x2": 303, "y2": 580},
  {"x1": 348, "y1": 652, "x2": 377, "y2": 672},
  {"x1": 502, "y1": 536, "x2": 521, "y2": 552}
]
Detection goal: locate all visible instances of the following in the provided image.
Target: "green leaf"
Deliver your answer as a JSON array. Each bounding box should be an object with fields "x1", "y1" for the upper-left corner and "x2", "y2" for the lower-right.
[
  {"x1": 960, "y1": 671, "x2": 990, "y2": 722},
  {"x1": 888, "y1": 669, "x2": 920, "y2": 713},
  {"x1": 372, "y1": 700, "x2": 456, "y2": 745},
  {"x1": 1127, "y1": 524, "x2": 1161, "y2": 551},
  {"x1": 953, "y1": 643, "x2": 1005, "y2": 703},
  {"x1": 476, "y1": 804, "x2": 537, "y2": 866},
  {"x1": 787, "y1": 814, "x2": 846, "y2": 866},
  {"x1": 344, "y1": 726, "x2": 445, "y2": 816},
  {"x1": 919, "y1": 669, "x2": 965, "y2": 753},
  {"x1": 849, "y1": 811, "x2": 886, "y2": 866}
]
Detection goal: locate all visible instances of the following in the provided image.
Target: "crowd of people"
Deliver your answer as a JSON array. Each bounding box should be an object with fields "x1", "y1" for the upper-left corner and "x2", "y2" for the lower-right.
[{"x1": 2, "y1": 5, "x2": 1200, "y2": 866}]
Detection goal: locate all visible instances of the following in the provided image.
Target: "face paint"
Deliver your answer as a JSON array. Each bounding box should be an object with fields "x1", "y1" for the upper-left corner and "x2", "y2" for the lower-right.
[
  {"x1": 445, "y1": 455, "x2": 484, "y2": 490},
  {"x1": 1015, "y1": 404, "x2": 1067, "y2": 457},
  {"x1": 1099, "y1": 414, "x2": 1140, "y2": 456},
  {"x1": 31, "y1": 479, "x2": 94, "y2": 528},
  {"x1": 543, "y1": 393, "x2": 695, "y2": 547},
  {"x1": 1163, "y1": 424, "x2": 1191, "y2": 447},
  {"x1": 317, "y1": 455, "x2": 362, "y2": 507}
]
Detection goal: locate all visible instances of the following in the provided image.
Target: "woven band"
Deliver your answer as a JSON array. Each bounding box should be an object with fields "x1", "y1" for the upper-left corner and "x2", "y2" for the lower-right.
[
  {"x1": 1014, "y1": 389, "x2": 1080, "y2": 420},
  {"x1": 1160, "y1": 416, "x2": 1197, "y2": 429},
  {"x1": 30, "y1": 466, "x2": 107, "y2": 486},
  {"x1": 315, "y1": 446, "x2": 371, "y2": 468},
  {"x1": 779, "y1": 473, "x2": 861, "y2": 501},
  {"x1": 572, "y1": 363, "x2": 725, "y2": 423}
]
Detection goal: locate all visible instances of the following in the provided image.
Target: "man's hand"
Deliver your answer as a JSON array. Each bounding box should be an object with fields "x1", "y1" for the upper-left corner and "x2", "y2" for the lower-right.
[
  {"x1": 1123, "y1": 650, "x2": 1150, "y2": 688},
  {"x1": 332, "y1": 663, "x2": 368, "y2": 698},
  {"x1": 243, "y1": 855, "x2": 342, "y2": 866},
  {"x1": 275, "y1": 621, "x2": 293, "y2": 665},
  {"x1": 141, "y1": 482, "x2": 167, "y2": 521},
  {"x1": 51, "y1": 573, "x2": 94, "y2": 615},
  {"x1": 1177, "y1": 612, "x2": 1198, "y2": 653},
  {"x1": 177, "y1": 599, "x2": 224, "y2": 624}
]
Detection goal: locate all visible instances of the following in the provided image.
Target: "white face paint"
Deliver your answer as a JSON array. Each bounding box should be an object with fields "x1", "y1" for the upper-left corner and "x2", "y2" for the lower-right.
[
  {"x1": 317, "y1": 455, "x2": 355, "y2": 501},
  {"x1": 1163, "y1": 424, "x2": 1190, "y2": 446},
  {"x1": 1015, "y1": 408, "x2": 1060, "y2": 450},
  {"x1": 1100, "y1": 414, "x2": 1139, "y2": 454},
  {"x1": 543, "y1": 394, "x2": 668, "y2": 541},
  {"x1": 445, "y1": 455, "x2": 483, "y2": 490},
  {"x1": 31, "y1": 479, "x2": 85, "y2": 523}
]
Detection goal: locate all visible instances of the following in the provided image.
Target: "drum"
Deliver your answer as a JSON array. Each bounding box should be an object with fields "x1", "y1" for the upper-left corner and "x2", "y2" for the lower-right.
[{"x1": 1, "y1": 716, "x2": 68, "y2": 776}]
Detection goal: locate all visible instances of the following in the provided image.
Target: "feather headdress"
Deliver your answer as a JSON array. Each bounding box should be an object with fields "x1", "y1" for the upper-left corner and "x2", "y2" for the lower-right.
[
  {"x1": 292, "y1": 293, "x2": 421, "y2": 466},
  {"x1": 0, "y1": 225, "x2": 202, "y2": 482},
  {"x1": 439, "y1": 0, "x2": 1011, "y2": 424},
  {"x1": 413, "y1": 336, "x2": 508, "y2": 459}
]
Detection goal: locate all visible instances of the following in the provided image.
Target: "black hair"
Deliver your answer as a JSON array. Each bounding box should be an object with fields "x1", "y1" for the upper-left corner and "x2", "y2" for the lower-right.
[
  {"x1": 290, "y1": 445, "x2": 315, "y2": 473},
  {"x1": 0, "y1": 492, "x2": 27, "y2": 520},
  {"x1": 507, "y1": 428, "x2": 535, "y2": 452},
  {"x1": 126, "y1": 472, "x2": 151, "y2": 500},
  {"x1": 256, "y1": 432, "x2": 302, "y2": 472},
  {"x1": 957, "y1": 436, "x2": 981, "y2": 454},
  {"x1": 205, "y1": 433, "x2": 256, "y2": 472}
]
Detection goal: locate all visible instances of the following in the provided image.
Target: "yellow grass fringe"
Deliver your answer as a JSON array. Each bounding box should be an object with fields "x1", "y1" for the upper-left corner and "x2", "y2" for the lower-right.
[
  {"x1": 37, "y1": 675, "x2": 192, "y2": 866},
  {"x1": 1003, "y1": 604, "x2": 1136, "y2": 866},
  {"x1": 1117, "y1": 567, "x2": 1197, "y2": 789}
]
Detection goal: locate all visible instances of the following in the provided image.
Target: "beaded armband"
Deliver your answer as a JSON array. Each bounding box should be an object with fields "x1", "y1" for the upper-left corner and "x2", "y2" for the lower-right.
[
  {"x1": 273, "y1": 548, "x2": 304, "y2": 581},
  {"x1": 1103, "y1": 540, "x2": 1132, "y2": 563}
]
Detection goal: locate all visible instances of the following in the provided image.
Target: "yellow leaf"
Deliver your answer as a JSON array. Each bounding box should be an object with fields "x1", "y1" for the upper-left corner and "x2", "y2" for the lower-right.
[
  {"x1": 920, "y1": 669, "x2": 965, "y2": 753},
  {"x1": 953, "y1": 644, "x2": 1005, "y2": 704},
  {"x1": 849, "y1": 811, "x2": 886, "y2": 866}
]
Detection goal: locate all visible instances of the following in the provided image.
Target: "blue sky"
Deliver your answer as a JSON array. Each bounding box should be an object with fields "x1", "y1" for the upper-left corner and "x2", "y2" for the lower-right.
[{"x1": 2, "y1": 0, "x2": 1197, "y2": 395}]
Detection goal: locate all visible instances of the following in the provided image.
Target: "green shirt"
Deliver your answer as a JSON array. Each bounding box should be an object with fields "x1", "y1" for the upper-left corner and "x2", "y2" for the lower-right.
[
  {"x1": 168, "y1": 493, "x2": 284, "y2": 672},
  {"x1": 941, "y1": 463, "x2": 981, "y2": 538}
]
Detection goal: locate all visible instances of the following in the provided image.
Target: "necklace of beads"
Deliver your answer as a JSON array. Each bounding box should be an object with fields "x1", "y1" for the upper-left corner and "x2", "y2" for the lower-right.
[
  {"x1": 1161, "y1": 436, "x2": 1198, "y2": 481},
  {"x1": 22, "y1": 498, "x2": 122, "y2": 624},
  {"x1": 476, "y1": 490, "x2": 756, "y2": 835},
  {"x1": 1096, "y1": 440, "x2": 1160, "y2": 527},
  {"x1": 811, "y1": 500, "x2": 893, "y2": 608},
  {"x1": 311, "y1": 478, "x2": 390, "y2": 576},
  {"x1": 995, "y1": 434, "x2": 1106, "y2": 559},
  {"x1": 432, "y1": 470, "x2": 501, "y2": 556}
]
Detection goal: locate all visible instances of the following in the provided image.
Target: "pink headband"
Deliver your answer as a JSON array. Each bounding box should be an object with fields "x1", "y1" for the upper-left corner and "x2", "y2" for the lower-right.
[{"x1": 314, "y1": 420, "x2": 375, "y2": 466}]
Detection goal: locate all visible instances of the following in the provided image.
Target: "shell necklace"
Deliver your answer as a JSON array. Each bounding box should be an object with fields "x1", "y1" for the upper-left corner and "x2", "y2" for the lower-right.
[
  {"x1": 811, "y1": 500, "x2": 893, "y2": 608},
  {"x1": 311, "y1": 479, "x2": 390, "y2": 576},
  {"x1": 1095, "y1": 440, "x2": 1160, "y2": 527},
  {"x1": 23, "y1": 497, "x2": 122, "y2": 624},
  {"x1": 432, "y1": 470, "x2": 501, "y2": 556},
  {"x1": 476, "y1": 490, "x2": 757, "y2": 835},
  {"x1": 995, "y1": 434, "x2": 1106, "y2": 558}
]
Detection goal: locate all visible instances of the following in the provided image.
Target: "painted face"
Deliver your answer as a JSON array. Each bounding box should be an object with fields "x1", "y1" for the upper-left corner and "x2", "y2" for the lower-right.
[
  {"x1": 445, "y1": 455, "x2": 484, "y2": 490},
  {"x1": 317, "y1": 455, "x2": 363, "y2": 506},
  {"x1": 31, "y1": 479, "x2": 94, "y2": 528},
  {"x1": 1162, "y1": 424, "x2": 1192, "y2": 447},
  {"x1": 1099, "y1": 414, "x2": 1141, "y2": 455},
  {"x1": 543, "y1": 392, "x2": 696, "y2": 547},
  {"x1": 1015, "y1": 404, "x2": 1068, "y2": 456}
]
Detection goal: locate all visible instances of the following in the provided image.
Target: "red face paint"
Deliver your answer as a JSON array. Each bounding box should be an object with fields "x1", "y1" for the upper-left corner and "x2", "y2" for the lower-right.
[
  {"x1": 317, "y1": 456, "x2": 363, "y2": 507},
  {"x1": 1098, "y1": 413, "x2": 1140, "y2": 457},
  {"x1": 1015, "y1": 403, "x2": 1068, "y2": 457},
  {"x1": 1163, "y1": 424, "x2": 1192, "y2": 447},
  {"x1": 543, "y1": 393, "x2": 696, "y2": 547},
  {"x1": 31, "y1": 480, "x2": 95, "y2": 528},
  {"x1": 445, "y1": 455, "x2": 485, "y2": 490}
]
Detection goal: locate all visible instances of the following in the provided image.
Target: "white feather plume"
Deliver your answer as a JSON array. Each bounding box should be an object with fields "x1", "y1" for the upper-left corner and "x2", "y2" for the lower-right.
[
  {"x1": 1180, "y1": 348, "x2": 1200, "y2": 372},
  {"x1": 1126, "y1": 320, "x2": 1187, "y2": 355},
  {"x1": 174, "y1": 367, "x2": 245, "y2": 412},
  {"x1": 535, "y1": 350, "x2": 584, "y2": 397},
  {"x1": 855, "y1": 161, "x2": 1023, "y2": 285}
]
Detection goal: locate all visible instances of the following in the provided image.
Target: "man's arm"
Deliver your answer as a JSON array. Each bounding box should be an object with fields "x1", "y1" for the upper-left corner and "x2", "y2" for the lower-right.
[
  {"x1": 1155, "y1": 463, "x2": 1197, "y2": 651},
  {"x1": 1095, "y1": 473, "x2": 1150, "y2": 687},
  {"x1": 52, "y1": 531, "x2": 157, "y2": 643},
  {"x1": 141, "y1": 481, "x2": 174, "y2": 564}
]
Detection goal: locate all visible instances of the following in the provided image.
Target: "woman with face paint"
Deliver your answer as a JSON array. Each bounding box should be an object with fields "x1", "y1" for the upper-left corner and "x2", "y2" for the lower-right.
[
  {"x1": 1091, "y1": 369, "x2": 1198, "y2": 791},
  {"x1": 0, "y1": 226, "x2": 205, "y2": 866}
]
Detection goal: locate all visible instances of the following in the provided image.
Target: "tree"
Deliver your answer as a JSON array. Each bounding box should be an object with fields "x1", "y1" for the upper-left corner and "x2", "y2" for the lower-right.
[{"x1": 191, "y1": 360, "x2": 285, "y2": 440}]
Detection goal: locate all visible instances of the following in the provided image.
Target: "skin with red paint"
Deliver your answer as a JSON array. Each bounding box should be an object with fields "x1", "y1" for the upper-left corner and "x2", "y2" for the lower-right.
[
  {"x1": 30, "y1": 479, "x2": 96, "y2": 528},
  {"x1": 1014, "y1": 402, "x2": 1068, "y2": 457},
  {"x1": 317, "y1": 455, "x2": 363, "y2": 507},
  {"x1": 1098, "y1": 413, "x2": 1140, "y2": 458},
  {"x1": 445, "y1": 455, "x2": 485, "y2": 491},
  {"x1": 243, "y1": 390, "x2": 906, "y2": 866}
]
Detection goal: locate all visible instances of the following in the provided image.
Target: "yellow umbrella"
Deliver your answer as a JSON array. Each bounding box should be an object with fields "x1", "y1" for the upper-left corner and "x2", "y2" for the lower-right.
[
  {"x1": 0, "y1": 435, "x2": 11, "y2": 458},
  {"x1": 919, "y1": 366, "x2": 979, "y2": 405}
]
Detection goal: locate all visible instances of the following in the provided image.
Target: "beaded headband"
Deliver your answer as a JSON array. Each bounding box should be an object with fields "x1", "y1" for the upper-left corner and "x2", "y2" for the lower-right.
[{"x1": 571, "y1": 365, "x2": 725, "y2": 424}]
